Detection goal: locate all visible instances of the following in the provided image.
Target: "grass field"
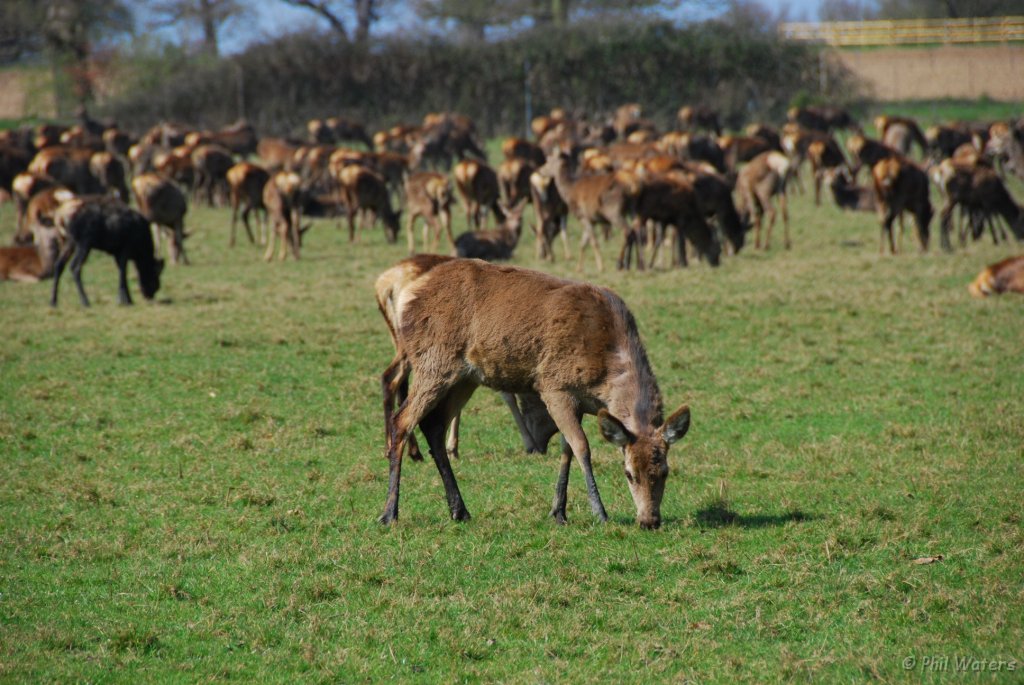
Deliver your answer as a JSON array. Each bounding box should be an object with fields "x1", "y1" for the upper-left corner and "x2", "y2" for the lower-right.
[{"x1": 1, "y1": 168, "x2": 1023, "y2": 683}]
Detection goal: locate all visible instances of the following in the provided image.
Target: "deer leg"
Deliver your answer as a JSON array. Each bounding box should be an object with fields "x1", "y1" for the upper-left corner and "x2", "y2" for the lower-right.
[
  {"x1": 68, "y1": 245, "x2": 92, "y2": 308},
  {"x1": 648, "y1": 223, "x2": 664, "y2": 270},
  {"x1": 406, "y1": 213, "x2": 418, "y2": 255},
  {"x1": 500, "y1": 392, "x2": 542, "y2": 454},
  {"x1": 445, "y1": 413, "x2": 459, "y2": 460},
  {"x1": 115, "y1": 253, "x2": 132, "y2": 305},
  {"x1": 550, "y1": 437, "x2": 573, "y2": 525},
  {"x1": 230, "y1": 199, "x2": 240, "y2": 247},
  {"x1": 941, "y1": 203, "x2": 957, "y2": 252},
  {"x1": 418, "y1": 382, "x2": 476, "y2": 521},
  {"x1": 49, "y1": 242, "x2": 76, "y2": 307},
  {"x1": 241, "y1": 205, "x2": 256, "y2": 245},
  {"x1": 263, "y1": 221, "x2": 277, "y2": 262},
  {"x1": 780, "y1": 192, "x2": 791, "y2": 250},
  {"x1": 440, "y1": 209, "x2": 455, "y2": 253},
  {"x1": 174, "y1": 221, "x2": 190, "y2": 266},
  {"x1": 559, "y1": 219, "x2": 571, "y2": 260},
  {"x1": 541, "y1": 390, "x2": 608, "y2": 522},
  {"x1": 381, "y1": 373, "x2": 459, "y2": 523}
]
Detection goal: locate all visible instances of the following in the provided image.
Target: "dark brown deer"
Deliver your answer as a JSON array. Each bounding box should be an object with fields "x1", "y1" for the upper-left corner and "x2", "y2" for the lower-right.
[
  {"x1": 939, "y1": 163, "x2": 1024, "y2": 249},
  {"x1": 968, "y1": 255, "x2": 1024, "y2": 297},
  {"x1": 453, "y1": 201, "x2": 527, "y2": 261},
  {"x1": 846, "y1": 134, "x2": 900, "y2": 177},
  {"x1": 191, "y1": 144, "x2": 235, "y2": 207},
  {"x1": 787, "y1": 106, "x2": 857, "y2": 133},
  {"x1": 875, "y1": 115, "x2": 927, "y2": 157},
  {"x1": 634, "y1": 175, "x2": 722, "y2": 269},
  {"x1": 736, "y1": 151, "x2": 792, "y2": 250},
  {"x1": 132, "y1": 173, "x2": 190, "y2": 265},
  {"x1": 806, "y1": 137, "x2": 847, "y2": 206},
  {"x1": 498, "y1": 157, "x2": 536, "y2": 207},
  {"x1": 374, "y1": 256, "x2": 691, "y2": 527},
  {"x1": 227, "y1": 162, "x2": 270, "y2": 246},
  {"x1": 677, "y1": 105, "x2": 722, "y2": 136},
  {"x1": 871, "y1": 157, "x2": 932, "y2": 254},
  {"x1": 823, "y1": 167, "x2": 877, "y2": 212},
  {"x1": 88, "y1": 151, "x2": 129, "y2": 203},
  {"x1": 404, "y1": 171, "x2": 454, "y2": 254},
  {"x1": 50, "y1": 196, "x2": 164, "y2": 307}
]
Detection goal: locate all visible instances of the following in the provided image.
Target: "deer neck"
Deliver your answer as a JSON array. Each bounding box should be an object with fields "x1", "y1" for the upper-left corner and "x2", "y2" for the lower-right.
[{"x1": 597, "y1": 322, "x2": 663, "y2": 435}]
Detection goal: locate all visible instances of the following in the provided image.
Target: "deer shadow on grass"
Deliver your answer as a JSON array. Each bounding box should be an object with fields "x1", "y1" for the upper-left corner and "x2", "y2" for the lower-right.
[{"x1": 693, "y1": 497, "x2": 816, "y2": 529}]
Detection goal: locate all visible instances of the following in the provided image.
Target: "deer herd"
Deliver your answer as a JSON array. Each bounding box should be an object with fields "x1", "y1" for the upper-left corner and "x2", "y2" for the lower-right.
[{"x1": 2, "y1": 102, "x2": 1022, "y2": 526}]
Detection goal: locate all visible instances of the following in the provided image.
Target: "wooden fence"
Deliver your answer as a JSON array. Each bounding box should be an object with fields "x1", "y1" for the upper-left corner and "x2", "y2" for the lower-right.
[{"x1": 781, "y1": 16, "x2": 1024, "y2": 47}]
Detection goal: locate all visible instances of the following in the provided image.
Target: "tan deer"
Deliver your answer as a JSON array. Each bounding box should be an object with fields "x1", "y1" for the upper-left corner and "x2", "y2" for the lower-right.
[
  {"x1": 337, "y1": 165, "x2": 401, "y2": 243},
  {"x1": 529, "y1": 169, "x2": 570, "y2": 262},
  {"x1": 453, "y1": 159, "x2": 504, "y2": 230},
  {"x1": 968, "y1": 255, "x2": 1024, "y2": 297},
  {"x1": 132, "y1": 173, "x2": 190, "y2": 265},
  {"x1": 263, "y1": 171, "x2": 307, "y2": 261},
  {"x1": 404, "y1": 171, "x2": 454, "y2": 254},
  {"x1": 374, "y1": 256, "x2": 691, "y2": 527},
  {"x1": 736, "y1": 151, "x2": 792, "y2": 250},
  {"x1": 227, "y1": 162, "x2": 270, "y2": 246},
  {"x1": 547, "y1": 151, "x2": 634, "y2": 272}
]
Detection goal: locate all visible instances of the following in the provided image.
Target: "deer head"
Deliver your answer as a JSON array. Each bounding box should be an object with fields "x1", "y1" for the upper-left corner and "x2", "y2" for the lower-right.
[{"x1": 598, "y1": 404, "x2": 691, "y2": 529}]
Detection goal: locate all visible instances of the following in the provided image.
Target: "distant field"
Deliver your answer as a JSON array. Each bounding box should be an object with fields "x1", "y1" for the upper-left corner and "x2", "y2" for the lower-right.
[
  {"x1": 1, "y1": 161, "x2": 1023, "y2": 682},
  {"x1": 865, "y1": 99, "x2": 1023, "y2": 129}
]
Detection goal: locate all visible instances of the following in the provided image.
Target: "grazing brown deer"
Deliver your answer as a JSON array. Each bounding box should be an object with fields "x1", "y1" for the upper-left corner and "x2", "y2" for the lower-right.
[
  {"x1": 670, "y1": 166, "x2": 747, "y2": 255},
  {"x1": 337, "y1": 165, "x2": 400, "y2": 243},
  {"x1": 374, "y1": 256, "x2": 691, "y2": 527},
  {"x1": 871, "y1": 157, "x2": 932, "y2": 254},
  {"x1": 453, "y1": 201, "x2": 527, "y2": 261},
  {"x1": 404, "y1": 171, "x2": 454, "y2": 254},
  {"x1": 263, "y1": 171, "x2": 308, "y2": 261},
  {"x1": 939, "y1": 163, "x2": 1024, "y2": 249},
  {"x1": 227, "y1": 162, "x2": 270, "y2": 246},
  {"x1": 502, "y1": 137, "x2": 546, "y2": 166},
  {"x1": 823, "y1": 167, "x2": 877, "y2": 212},
  {"x1": 132, "y1": 173, "x2": 190, "y2": 265},
  {"x1": 968, "y1": 255, "x2": 1024, "y2": 297},
  {"x1": 453, "y1": 159, "x2": 504, "y2": 230},
  {"x1": 634, "y1": 175, "x2": 722, "y2": 269},
  {"x1": 191, "y1": 144, "x2": 235, "y2": 207},
  {"x1": 736, "y1": 151, "x2": 792, "y2": 250}
]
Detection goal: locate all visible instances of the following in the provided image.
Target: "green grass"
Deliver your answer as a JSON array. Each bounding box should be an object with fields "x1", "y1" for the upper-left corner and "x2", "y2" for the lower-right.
[
  {"x1": 1, "y1": 170, "x2": 1023, "y2": 683},
  {"x1": 864, "y1": 99, "x2": 1023, "y2": 130}
]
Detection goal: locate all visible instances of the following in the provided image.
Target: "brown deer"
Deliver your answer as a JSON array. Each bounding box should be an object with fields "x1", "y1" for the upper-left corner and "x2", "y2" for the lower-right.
[
  {"x1": 1, "y1": 221, "x2": 63, "y2": 282},
  {"x1": 256, "y1": 137, "x2": 299, "y2": 172},
  {"x1": 671, "y1": 166, "x2": 747, "y2": 255},
  {"x1": 634, "y1": 175, "x2": 722, "y2": 269},
  {"x1": 968, "y1": 255, "x2": 1024, "y2": 297},
  {"x1": 720, "y1": 135, "x2": 774, "y2": 175},
  {"x1": 547, "y1": 151, "x2": 634, "y2": 272},
  {"x1": 132, "y1": 173, "x2": 190, "y2": 265},
  {"x1": 677, "y1": 105, "x2": 722, "y2": 136},
  {"x1": 871, "y1": 157, "x2": 932, "y2": 254},
  {"x1": 88, "y1": 151, "x2": 129, "y2": 203},
  {"x1": 453, "y1": 159, "x2": 504, "y2": 230},
  {"x1": 191, "y1": 144, "x2": 235, "y2": 207},
  {"x1": 404, "y1": 171, "x2": 454, "y2": 254},
  {"x1": 453, "y1": 201, "x2": 528, "y2": 261},
  {"x1": 736, "y1": 151, "x2": 792, "y2": 250},
  {"x1": 875, "y1": 115, "x2": 927, "y2": 157},
  {"x1": 263, "y1": 171, "x2": 308, "y2": 261},
  {"x1": 227, "y1": 162, "x2": 270, "y2": 246},
  {"x1": 374, "y1": 256, "x2": 691, "y2": 527},
  {"x1": 11, "y1": 172, "x2": 57, "y2": 238},
  {"x1": 787, "y1": 106, "x2": 857, "y2": 133},
  {"x1": 529, "y1": 169, "x2": 570, "y2": 262},
  {"x1": 501, "y1": 137, "x2": 546, "y2": 166},
  {"x1": 337, "y1": 165, "x2": 400, "y2": 243},
  {"x1": 846, "y1": 134, "x2": 900, "y2": 177},
  {"x1": 939, "y1": 163, "x2": 1024, "y2": 249},
  {"x1": 28, "y1": 146, "x2": 103, "y2": 195},
  {"x1": 823, "y1": 167, "x2": 877, "y2": 213},
  {"x1": 498, "y1": 157, "x2": 536, "y2": 207}
]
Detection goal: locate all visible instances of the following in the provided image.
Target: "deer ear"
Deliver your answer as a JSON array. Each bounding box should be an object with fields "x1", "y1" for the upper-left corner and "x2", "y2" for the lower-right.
[
  {"x1": 660, "y1": 404, "x2": 690, "y2": 445},
  {"x1": 597, "y1": 409, "x2": 633, "y2": 447}
]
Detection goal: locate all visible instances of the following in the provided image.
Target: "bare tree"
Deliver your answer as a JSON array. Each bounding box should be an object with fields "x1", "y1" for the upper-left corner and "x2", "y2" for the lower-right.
[
  {"x1": 147, "y1": 0, "x2": 247, "y2": 56},
  {"x1": 277, "y1": 0, "x2": 386, "y2": 42}
]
